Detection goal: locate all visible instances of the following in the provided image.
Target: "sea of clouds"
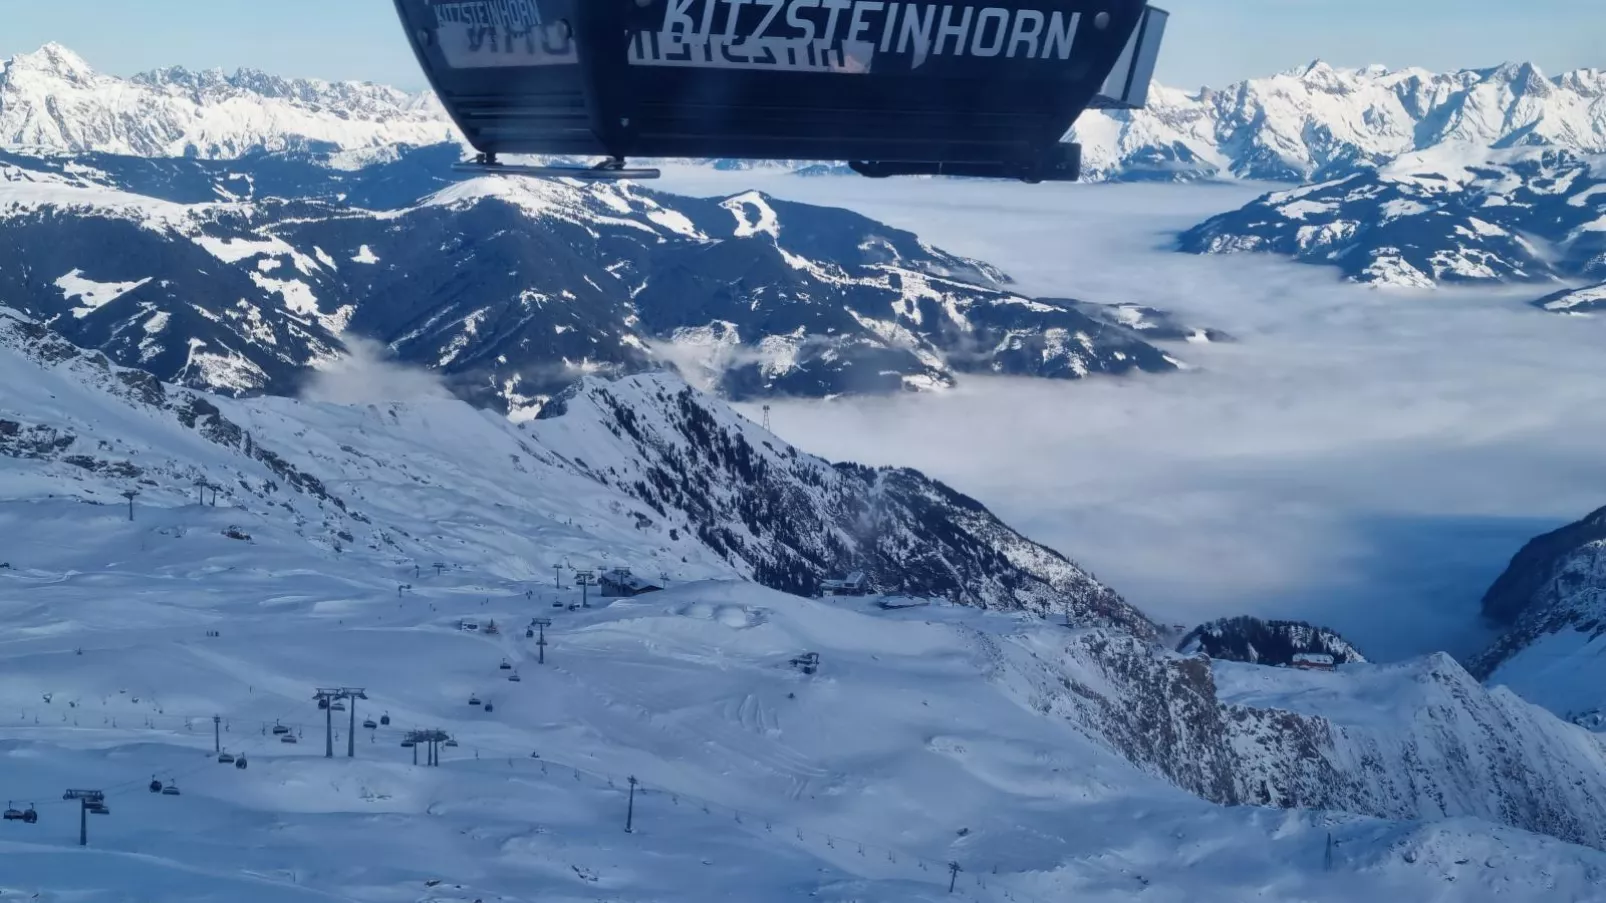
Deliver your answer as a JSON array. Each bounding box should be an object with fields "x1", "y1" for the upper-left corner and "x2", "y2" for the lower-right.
[{"x1": 658, "y1": 171, "x2": 1606, "y2": 661}]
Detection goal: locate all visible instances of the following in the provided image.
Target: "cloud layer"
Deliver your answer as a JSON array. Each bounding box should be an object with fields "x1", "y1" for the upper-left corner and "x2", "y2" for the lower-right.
[{"x1": 659, "y1": 172, "x2": 1606, "y2": 661}]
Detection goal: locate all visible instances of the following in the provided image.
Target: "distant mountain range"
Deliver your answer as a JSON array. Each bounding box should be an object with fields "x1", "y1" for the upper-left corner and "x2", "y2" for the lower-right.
[
  {"x1": 0, "y1": 145, "x2": 1203, "y2": 409},
  {"x1": 1179, "y1": 147, "x2": 1606, "y2": 287},
  {"x1": 5, "y1": 44, "x2": 1604, "y2": 184}
]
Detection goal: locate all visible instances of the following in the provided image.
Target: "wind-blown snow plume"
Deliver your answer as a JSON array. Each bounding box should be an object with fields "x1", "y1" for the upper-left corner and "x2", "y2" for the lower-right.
[{"x1": 298, "y1": 337, "x2": 453, "y2": 405}]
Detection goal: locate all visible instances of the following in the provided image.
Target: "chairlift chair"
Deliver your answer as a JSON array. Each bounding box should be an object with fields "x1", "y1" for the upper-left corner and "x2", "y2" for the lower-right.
[
  {"x1": 271, "y1": 722, "x2": 290, "y2": 735},
  {"x1": 468, "y1": 696, "x2": 482, "y2": 706},
  {"x1": 2, "y1": 802, "x2": 23, "y2": 821},
  {"x1": 363, "y1": 718, "x2": 378, "y2": 730},
  {"x1": 218, "y1": 752, "x2": 235, "y2": 764},
  {"x1": 89, "y1": 802, "x2": 109, "y2": 815},
  {"x1": 401, "y1": 738, "x2": 416, "y2": 748},
  {"x1": 499, "y1": 660, "x2": 512, "y2": 670},
  {"x1": 331, "y1": 701, "x2": 346, "y2": 712},
  {"x1": 444, "y1": 738, "x2": 459, "y2": 748},
  {"x1": 281, "y1": 734, "x2": 298, "y2": 744},
  {"x1": 508, "y1": 672, "x2": 521, "y2": 682},
  {"x1": 161, "y1": 782, "x2": 181, "y2": 796}
]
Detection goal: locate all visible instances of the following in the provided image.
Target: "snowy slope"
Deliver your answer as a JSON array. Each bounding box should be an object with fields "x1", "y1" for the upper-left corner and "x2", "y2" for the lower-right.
[
  {"x1": 527, "y1": 374, "x2": 1148, "y2": 632},
  {"x1": 1533, "y1": 280, "x2": 1606, "y2": 314},
  {"x1": 10, "y1": 311, "x2": 1606, "y2": 892},
  {"x1": 1468, "y1": 505, "x2": 1606, "y2": 727},
  {"x1": 1179, "y1": 146, "x2": 1606, "y2": 287},
  {"x1": 0, "y1": 154, "x2": 1194, "y2": 406},
  {"x1": 0, "y1": 44, "x2": 455, "y2": 158}
]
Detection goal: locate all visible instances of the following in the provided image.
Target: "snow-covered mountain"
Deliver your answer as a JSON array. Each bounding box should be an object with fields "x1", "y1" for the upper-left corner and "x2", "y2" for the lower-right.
[
  {"x1": 0, "y1": 43, "x2": 455, "y2": 158},
  {"x1": 1177, "y1": 616, "x2": 1367, "y2": 666},
  {"x1": 1533, "y1": 280, "x2": 1606, "y2": 313},
  {"x1": 9, "y1": 306, "x2": 1606, "y2": 879},
  {"x1": 1075, "y1": 60, "x2": 1606, "y2": 183},
  {"x1": 1179, "y1": 146, "x2": 1606, "y2": 287},
  {"x1": 0, "y1": 147, "x2": 1198, "y2": 408},
  {"x1": 1467, "y1": 505, "x2": 1606, "y2": 729},
  {"x1": 0, "y1": 305, "x2": 1139, "y2": 631},
  {"x1": 7, "y1": 44, "x2": 1606, "y2": 187}
]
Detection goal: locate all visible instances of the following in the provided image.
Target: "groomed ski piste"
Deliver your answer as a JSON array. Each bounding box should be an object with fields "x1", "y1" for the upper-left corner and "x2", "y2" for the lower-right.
[{"x1": 5, "y1": 311, "x2": 1606, "y2": 900}]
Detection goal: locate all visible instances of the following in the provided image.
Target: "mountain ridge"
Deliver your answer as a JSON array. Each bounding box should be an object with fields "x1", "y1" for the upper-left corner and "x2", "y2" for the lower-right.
[{"x1": 5, "y1": 44, "x2": 1606, "y2": 183}]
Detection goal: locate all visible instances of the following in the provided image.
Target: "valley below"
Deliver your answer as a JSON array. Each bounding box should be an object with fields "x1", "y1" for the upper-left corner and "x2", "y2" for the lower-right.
[{"x1": 657, "y1": 173, "x2": 1606, "y2": 662}]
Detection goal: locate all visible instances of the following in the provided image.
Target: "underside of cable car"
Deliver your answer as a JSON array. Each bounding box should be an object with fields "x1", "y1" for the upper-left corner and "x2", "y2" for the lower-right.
[{"x1": 391, "y1": 0, "x2": 1168, "y2": 182}]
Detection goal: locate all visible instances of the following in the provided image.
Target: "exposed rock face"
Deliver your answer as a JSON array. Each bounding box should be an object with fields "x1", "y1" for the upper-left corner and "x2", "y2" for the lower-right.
[{"x1": 1178, "y1": 616, "x2": 1367, "y2": 666}]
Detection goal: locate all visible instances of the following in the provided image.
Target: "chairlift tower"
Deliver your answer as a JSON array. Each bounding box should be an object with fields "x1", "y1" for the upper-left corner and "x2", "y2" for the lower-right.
[
  {"x1": 574, "y1": 570, "x2": 595, "y2": 608},
  {"x1": 121, "y1": 489, "x2": 139, "y2": 522},
  {"x1": 534, "y1": 618, "x2": 552, "y2": 665},
  {"x1": 62, "y1": 789, "x2": 106, "y2": 846},
  {"x1": 340, "y1": 688, "x2": 367, "y2": 758},
  {"x1": 404, "y1": 729, "x2": 451, "y2": 766},
  {"x1": 762, "y1": 404, "x2": 771, "y2": 432}
]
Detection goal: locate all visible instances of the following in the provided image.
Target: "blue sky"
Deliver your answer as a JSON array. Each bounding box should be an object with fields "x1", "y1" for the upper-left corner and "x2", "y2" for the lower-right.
[{"x1": 2, "y1": 0, "x2": 1601, "y2": 89}]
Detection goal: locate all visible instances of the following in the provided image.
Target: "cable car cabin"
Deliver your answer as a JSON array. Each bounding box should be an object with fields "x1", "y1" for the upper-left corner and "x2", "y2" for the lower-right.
[
  {"x1": 149, "y1": 779, "x2": 163, "y2": 794},
  {"x1": 235, "y1": 756, "x2": 249, "y2": 769},
  {"x1": 392, "y1": 0, "x2": 1169, "y2": 182},
  {"x1": 380, "y1": 713, "x2": 392, "y2": 726}
]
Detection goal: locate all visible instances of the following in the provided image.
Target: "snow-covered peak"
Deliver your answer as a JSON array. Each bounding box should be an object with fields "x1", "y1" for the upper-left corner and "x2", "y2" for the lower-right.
[
  {"x1": 0, "y1": 44, "x2": 457, "y2": 158},
  {"x1": 6, "y1": 41, "x2": 97, "y2": 82},
  {"x1": 1074, "y1": 59, "x2": 1606, "y2": 182}
]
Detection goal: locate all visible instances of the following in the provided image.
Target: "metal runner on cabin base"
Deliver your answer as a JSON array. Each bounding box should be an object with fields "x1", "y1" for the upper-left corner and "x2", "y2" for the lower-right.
[{"x1": 392, "y1": 0, "x2": 1168, "y2": 182}]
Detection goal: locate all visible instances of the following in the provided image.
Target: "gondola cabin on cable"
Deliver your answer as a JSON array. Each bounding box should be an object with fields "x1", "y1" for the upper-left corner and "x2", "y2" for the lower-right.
[{"x1": 391, "y1": 0, "x2": 1168, "y2": 181}]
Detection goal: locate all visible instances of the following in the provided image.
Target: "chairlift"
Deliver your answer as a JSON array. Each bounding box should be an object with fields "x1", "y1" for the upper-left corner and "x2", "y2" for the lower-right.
[
  {"x1": 88, "y1": 802, "x2": 109, "y2": 815},
  {"x1": 508, "y1": 672, "x2": 521, "y2": 682},
  {"x1": 363, "y1": 718, "x2": 378, "y2": 730},
  {"x1": 380, "y1": 713, "x2": 391, "y2": 726},
  {"x1": 468, "y1": 696, "x2": 482, "y2": 706},
  {"x1": 235, "y1": 756, "x2": 248, "y2": 769},
  {"x1": 281, "y1": 734, "x2": 299, "y2": 744},
  {"x1": 499, "y1": 660, "x2": 512, "y2": 670},
  {"x1": 271, "y1": 722, "x2": 290, "y2": 735},
  {"x1": 2, "y1": 802, "x2": 23, "y2": 821},
  {"x1": 218, "y1": 752, "x2": 236, "y2": 764},
  {"x1": 552, "y1": 601, "x2": 563, "y2": 609},
  {"x1": 161, "y1": 782, "x2": 181, "y2": 796},
  {"x1": 400, "y1": 738, "x2": 416, "y2": 748},
  {"x1": 390, "y1": 0, "x2": 1170, "y2": 185},
  {"x1": 444, "y1": 738, "x2": 459, "y2": 748},
  {"x1": 331, "y1": 701, "x2": 346, "y2": 712}
]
